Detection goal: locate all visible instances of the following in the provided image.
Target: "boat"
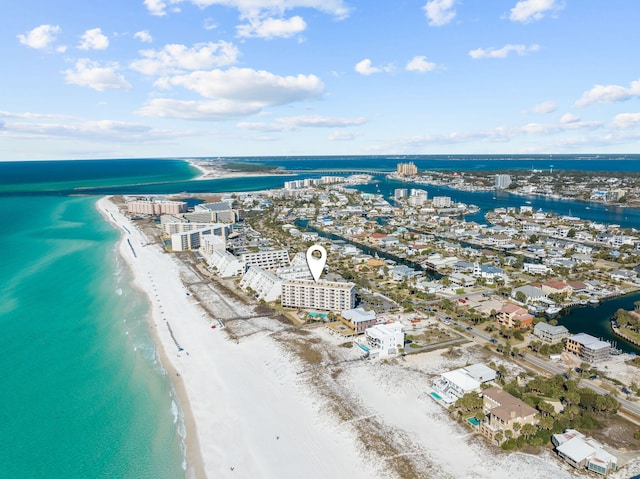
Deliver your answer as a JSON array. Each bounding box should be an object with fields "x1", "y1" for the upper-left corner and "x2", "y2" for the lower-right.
[
  {"x1": 525, "y1": 200, "x2": 532, "y2": 204},
  {"x1": 589, "y1": 297, "x2": 600, "y2": 304},
  {"x1": 545, "y1": 306, "x2": 562, "y2": 316}
]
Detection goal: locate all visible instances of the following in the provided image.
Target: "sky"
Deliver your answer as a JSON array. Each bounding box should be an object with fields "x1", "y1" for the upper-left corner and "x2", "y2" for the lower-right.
[{"x1": 2, "y1": 0, "x2": 640, "y2": 160}]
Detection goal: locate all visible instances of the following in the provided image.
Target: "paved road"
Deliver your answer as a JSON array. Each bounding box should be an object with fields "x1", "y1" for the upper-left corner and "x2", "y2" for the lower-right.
[
  {"x1": 447, "y1": 321, "x2": 640, "y2": 419},
  {"x1": 521, "y1": 354, "x2": 640, "y2": 418}
]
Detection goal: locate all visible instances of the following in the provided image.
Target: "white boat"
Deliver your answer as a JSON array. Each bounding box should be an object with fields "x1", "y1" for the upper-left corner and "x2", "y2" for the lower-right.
[
  {"x1": 589, "y1": 297, "x2": 600, "y2": 304},
  {"x1": 545, "y1": 306, "x2": 562, "y2": 316}
]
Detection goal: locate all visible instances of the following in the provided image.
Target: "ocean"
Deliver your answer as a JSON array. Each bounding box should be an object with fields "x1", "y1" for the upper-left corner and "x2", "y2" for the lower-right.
[
  {"x1": 0, "y1": 160, "x2": 195, "y2": 478},
  {"x1": 1, "y1": 156, "x2": 639, "y2": 477}
]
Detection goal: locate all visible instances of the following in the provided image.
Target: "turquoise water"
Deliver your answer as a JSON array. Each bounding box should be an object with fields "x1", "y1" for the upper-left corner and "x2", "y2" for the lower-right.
[
  {"x1": 2, "y1": 155, "x2": 640, "y2": 477},
  {"x1": 467, "y1": 417, "x2": 480, "y2": 426},
  {"x1": 430, "y1": 392, "x2": 443, "y2": 400},
  {"x1": 0, "y1": 196, "x2": 184, "y2": 478}
]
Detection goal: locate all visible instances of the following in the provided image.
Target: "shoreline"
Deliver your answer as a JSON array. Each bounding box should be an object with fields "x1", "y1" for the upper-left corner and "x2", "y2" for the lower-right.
[
  {"x1": 95, "y1": 195, "x2": 373, "y2": 478},
  {"x1": 97, "y1": 196, "x2": 206, "y2": 479},
  {"x1": 186, "y1": 158, "x2": 292, "y2": 181},
  {"x1": 94, "y1": 195, "x2": 640, "y2": 479}
]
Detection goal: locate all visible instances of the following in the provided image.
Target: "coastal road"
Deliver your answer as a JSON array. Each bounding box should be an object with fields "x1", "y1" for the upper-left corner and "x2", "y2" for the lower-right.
[
  {"x1": 449, "y1": 321, "x2": 640, "y2": 419},
  {"x1": 521, "y1": 353, "x2": 640, "y2": 418}
]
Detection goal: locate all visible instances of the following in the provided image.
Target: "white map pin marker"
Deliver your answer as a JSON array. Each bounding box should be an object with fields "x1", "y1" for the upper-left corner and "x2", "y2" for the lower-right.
[{"x1": 306, "y1": 244, "x2": 327, "y2": 283}]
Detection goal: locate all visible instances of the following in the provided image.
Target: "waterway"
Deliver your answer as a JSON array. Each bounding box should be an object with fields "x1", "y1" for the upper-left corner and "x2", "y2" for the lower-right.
[
  {"x1": 295, "y1": 220, "x2": 441, "y2": 279},
  {"x1": 352, "y1": 176, "x2": 640, "y2": 230},
  {"x1": 556, "y1": 291, "x2": 640, "y2": 354}
]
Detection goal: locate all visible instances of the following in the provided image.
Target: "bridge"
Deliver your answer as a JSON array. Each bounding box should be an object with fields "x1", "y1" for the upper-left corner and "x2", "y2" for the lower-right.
[{"x1": 283, "y1": 169, "x2": 393, "y2": 175}]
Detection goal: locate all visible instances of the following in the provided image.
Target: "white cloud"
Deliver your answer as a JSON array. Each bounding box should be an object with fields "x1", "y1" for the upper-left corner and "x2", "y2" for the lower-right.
[
  {"x1": 157, "y1": 67, "x2": 324, "y2": 105},
  {"x1": 144, "y1": 0, "x2": 173, "y2": 16},
  {"x1": 144, "y1": 0, "x2": 350, "y2": 20},
  {"x1": 560, "y1": 113, "x2": 579, "y2": 124},
  {"x1": 64, "y1": 59, "x2": 132, "y2": 91},
  {"x1": 134, "y1": 30, "x2": 153, "y2": 43},
  {"x1": 423, "y1": 0, "x2": 456, "y2": 27},
  {"x1": 328, "y1": 130, "x2": 360, "y2": 141},
  {"x1": 17, "y1": 24, "x2": 61, "y2": 50},
  {"x1": 354, "y1": 59, "x2": 394, "y2": 76},
  {"x1": 130, "y1": 41, "x2": 240, "y2": 75},
  {"x1": 78, "y1": 28, "x2": 109, "y2": 50},
  {"x1": 0, "y1": 110, "x2": 72, "y2": 120},
  {"x1": 237, "y1": 15, "x2": 306, "y2": 39},
  {"x1": 204, "y1": 18, "x2": 218, "y2": 30},
  {"x1": 529, "y1": 101, "x2": 557, "y2": 114},
  {"x1": 469, "y1": 43, "x2": 540, "y2": 59},
  {"x1": 509, "y1": 0, "x2": 564, "y2": 23},
  {"x1": 405, "y1": 56, "x2": 437, "y2": 73},
  {"x1": 0, "y1": 117, "x2": 193, "y2": 142},
  {"x1": 238, "y1": 115, "x2": 367, "y2": 131},
  {"x1": 574, "y1": 79, "x2": 640, "y2": 107},
  {"x1": 136, "y1": 98, "x2": 264, "y2": 119},
  {"x1": 611, "y1": 113, "x2": 640, "y2": 130}
]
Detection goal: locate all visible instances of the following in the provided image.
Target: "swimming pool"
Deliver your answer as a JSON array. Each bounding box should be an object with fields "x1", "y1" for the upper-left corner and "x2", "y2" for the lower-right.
[
  {"x1": 358, "y1": 344, "x2": 370, "y2": 352},
  {"x1": 307, "y1": 312, "x2": 328, "y2": 319},
  {"x1": 467, "y1": 417, "x2": 480, "y2": 426},
  {"x1": 430, "y1": 391, "x2": 443, "y2": 400}
]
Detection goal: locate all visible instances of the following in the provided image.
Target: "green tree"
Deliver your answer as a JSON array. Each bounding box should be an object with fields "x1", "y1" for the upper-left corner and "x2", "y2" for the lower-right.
[
  {"x1": 539, "y1": 416, "x2": 555, "y2": 431},
  {"x1": 521, "y1": 423, "x2": 537, "y2": 440}
]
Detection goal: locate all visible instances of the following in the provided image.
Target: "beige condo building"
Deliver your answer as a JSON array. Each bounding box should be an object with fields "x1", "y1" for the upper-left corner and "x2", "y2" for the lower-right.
[{"x1": 281, "y1": 279, "x2": 356, "y2": 312}]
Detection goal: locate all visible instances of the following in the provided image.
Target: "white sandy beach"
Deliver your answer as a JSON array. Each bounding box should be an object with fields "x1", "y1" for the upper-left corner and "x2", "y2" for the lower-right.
[
  {"x1": 98, "y1": 196, "x2": 373, "y2": 479},
  {"x1": 97, "y1": 195, "x2": 639, "y2": 479},
  {"x1": 187, "y1": 159, "x2": 286, "y2": 181}
]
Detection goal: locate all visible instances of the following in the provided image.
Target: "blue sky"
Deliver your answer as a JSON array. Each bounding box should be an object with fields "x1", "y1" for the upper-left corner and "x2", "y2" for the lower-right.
[{"x1": 2, "y1": 0, "x2": 640, "y2": 160}]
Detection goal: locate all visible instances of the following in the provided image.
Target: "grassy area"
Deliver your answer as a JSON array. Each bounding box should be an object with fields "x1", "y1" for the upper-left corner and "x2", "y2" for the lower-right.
[{"x1": 406, "y1": 325, "x2": 461, "y2": 348}]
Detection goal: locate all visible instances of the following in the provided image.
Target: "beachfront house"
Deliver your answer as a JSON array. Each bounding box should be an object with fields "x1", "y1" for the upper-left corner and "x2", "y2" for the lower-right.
[
  {"x1": 340, "y1": 308, "x2": 378, "y2": 334},
  {"x1": 364, "y1": 322, "x2": 404, "y2": 357},
  {"x1": 432, "y1": 364, "x2": 496, "y2": 404},
  {"x1": 552, "y1": 429, "x2": 617, "y2": 476},
  {"x1": 480, "y1": 387, "x2": 538, "y2": 445}
]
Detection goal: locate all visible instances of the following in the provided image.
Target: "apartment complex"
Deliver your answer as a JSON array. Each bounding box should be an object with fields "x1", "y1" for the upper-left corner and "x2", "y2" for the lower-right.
[
  {"x1": 396, "y1": 161, "x2": 418, "y2": 176},
  {"x1": 495, "y1": 174, "x2": 512, "y2": 190},
  {"x1": 186, "y1": 201, "x2": 238, "y2": 223},
  {"x1": 162, "y1": 221, "x2": 230, "y2": 236},
  {"x1": 127, "y1": 199, "x2": 187, "y2": 215},
  {"x1": 240, "y1": 266, "x2": 283, "y2": 302},
  {"x1": 281, "y1": 279, "x2": 356, "y2": 311},
  {"x1": 565, "y1": 333, "x2": 611, "y2": 363},
  {"x1": 239, "y1": 249, "x2": 290, "y2": 271},
  {"x1": 432, "y1": 196, "x2": 452, "y2": 208}
]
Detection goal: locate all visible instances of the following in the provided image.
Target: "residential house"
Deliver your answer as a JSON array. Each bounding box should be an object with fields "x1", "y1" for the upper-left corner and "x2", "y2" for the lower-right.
[
  {"x1": 533, "y1": 322, "x2": 569, "y2": 343},
  {"x1": 480, "y1": 387, "x2": 538, "y2": 445},
  {"x1": 541, "y1": 280, "x2": 573, "y2": 297},
  {"x1": 432, "y1": 364, "x2": 496, "y2": 404},
  {"x1": 340, "y1": 308, "x2": 378, "y2": 334},
  {"x1": 364, "y1": 322, "x2": 404, "y2": 357},
  {"x1": 552, "y1": 429, "x2": 617, "y2": 476},
  {"x1": 511, "y1": 285, "x2": 547, "y2": 303},
  {"x1": 497, "y1": 303, "x2": 533, "y2": 329}
]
